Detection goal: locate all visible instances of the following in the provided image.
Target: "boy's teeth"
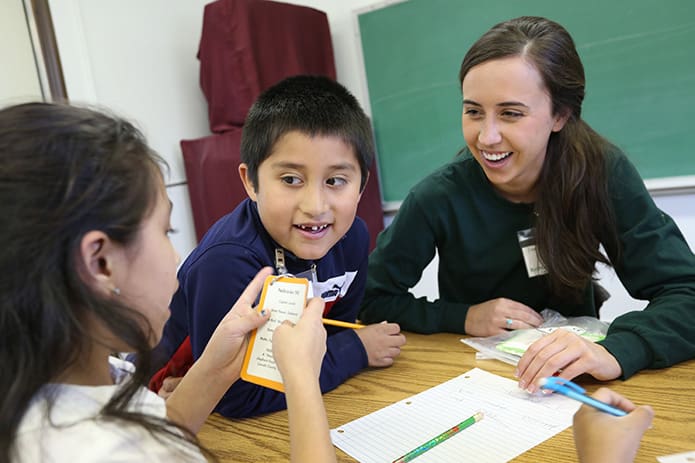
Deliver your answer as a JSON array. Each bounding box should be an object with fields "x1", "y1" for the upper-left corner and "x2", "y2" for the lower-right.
[
  {"x1": 482, "y1": 151, "x2": 512, "y2": 161},
  {"x1": 299, "y1": 224, "x2": 327, "y2": 231}
]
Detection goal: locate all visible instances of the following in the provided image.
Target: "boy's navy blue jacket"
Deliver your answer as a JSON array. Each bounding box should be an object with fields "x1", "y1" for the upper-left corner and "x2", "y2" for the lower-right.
[{"x1": 155, "y1": 198, "x2": 369, "y2": 418}]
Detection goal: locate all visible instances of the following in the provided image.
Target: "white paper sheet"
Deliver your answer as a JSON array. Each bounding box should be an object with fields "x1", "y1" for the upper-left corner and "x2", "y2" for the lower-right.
[
  {"x1": 331, "y1": 368, "x2": 580, "y2": 463},
  {"x1": 658, "y1": 451, "x2": 695, "y2": 462}
]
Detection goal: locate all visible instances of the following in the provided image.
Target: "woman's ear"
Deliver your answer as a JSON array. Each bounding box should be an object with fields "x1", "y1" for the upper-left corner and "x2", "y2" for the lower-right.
[
  {"x1": 552, "y1": 108, "x2": 571, "y2": 132},
  {"x1": 238, "y1": 163, "x2": 258, "y2": 201},
  {"x1": 79, "y1": 230, "x2": 120, "y2": 295}
]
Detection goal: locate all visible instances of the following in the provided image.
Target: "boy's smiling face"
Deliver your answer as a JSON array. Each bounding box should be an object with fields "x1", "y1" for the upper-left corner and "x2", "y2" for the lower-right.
[{"x1": 239, "y1": 131, "x2": 364, "y2": 261}]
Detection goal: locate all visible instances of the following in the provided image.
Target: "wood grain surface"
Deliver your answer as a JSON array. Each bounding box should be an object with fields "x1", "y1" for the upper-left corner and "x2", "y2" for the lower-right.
[{"x1": 199, "y1": 332, "x2": 695, "y2": 462}]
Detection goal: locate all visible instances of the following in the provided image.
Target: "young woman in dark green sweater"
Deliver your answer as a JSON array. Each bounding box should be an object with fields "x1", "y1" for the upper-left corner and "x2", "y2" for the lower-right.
[{"x1": 361, "y1": 15, "x2": 695, "y2": 399}]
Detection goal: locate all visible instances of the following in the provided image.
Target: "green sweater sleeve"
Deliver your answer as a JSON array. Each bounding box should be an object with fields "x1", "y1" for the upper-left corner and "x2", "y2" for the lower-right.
[
  {"x1": 360, "y1": 190, "x2": 470, "y2": 333},
  {"x1": 598, "y1": 153, "x2": 695, "y2": 378}
]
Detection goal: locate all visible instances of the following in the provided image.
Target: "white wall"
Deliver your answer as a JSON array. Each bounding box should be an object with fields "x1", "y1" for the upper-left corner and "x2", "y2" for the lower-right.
[
  {"x1": 47, "y1": 0, "x2": 397, "y2": 261},
  {"x1": 30, "y1": 0, "x2": 695, "y2": 321},
  {"x1": 599, "y1": 193, "x2": 695, "y2": 321},
  {"x1": 0, "y1": 0, "x2": 43, "y2": 105},
  {"x1": 48, "y1": 0, "x2": 212, "y2": 259}
]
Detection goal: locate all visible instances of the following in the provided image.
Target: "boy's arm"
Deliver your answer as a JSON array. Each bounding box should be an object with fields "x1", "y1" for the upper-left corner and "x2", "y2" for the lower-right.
[
  {"x1": 184, "y1": 245, "x2": 264, "y2": 360},
  {"x1": 166, "y1": 268, "x2": 272, "y2": 433},
  {"x1": 215, "y1": 244, "x2": 371, "y2": 418},
  {"x1": 186, "y1": 225, "x2": 372, "y2": 418},
  {"x1": 215, "y1": 328, "x2": 367, "y2": 418}
]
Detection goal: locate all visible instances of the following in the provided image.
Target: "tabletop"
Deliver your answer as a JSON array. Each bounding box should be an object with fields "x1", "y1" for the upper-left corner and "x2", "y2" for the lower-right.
[{"x1": 199, "y1": 332, "x2": 695, "y2": 462}]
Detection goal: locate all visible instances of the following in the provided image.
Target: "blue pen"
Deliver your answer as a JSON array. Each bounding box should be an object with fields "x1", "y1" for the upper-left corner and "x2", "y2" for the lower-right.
[{"x1": 539, "y1": 377, "x2": 627, "y2": 417}]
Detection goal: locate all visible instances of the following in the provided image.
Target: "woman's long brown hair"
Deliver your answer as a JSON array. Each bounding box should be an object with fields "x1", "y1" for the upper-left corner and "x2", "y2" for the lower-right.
[{"x1": 459, "y1": 16, "x2": 621, "y2": 302}]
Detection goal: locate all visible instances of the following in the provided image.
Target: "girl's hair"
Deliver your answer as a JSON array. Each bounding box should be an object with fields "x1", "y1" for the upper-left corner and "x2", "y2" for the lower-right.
[
  {"x1": 459, "y1": 16, "x2": 621, "y2": 302},
  {"x1": 0, "y1": 102, "x2": 202, "y2": 461}
]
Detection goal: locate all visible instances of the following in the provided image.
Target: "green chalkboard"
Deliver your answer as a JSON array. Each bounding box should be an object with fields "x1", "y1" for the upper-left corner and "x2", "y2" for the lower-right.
[{"x1": 358, "y1": 0, "x2": 695, "y2": 203}]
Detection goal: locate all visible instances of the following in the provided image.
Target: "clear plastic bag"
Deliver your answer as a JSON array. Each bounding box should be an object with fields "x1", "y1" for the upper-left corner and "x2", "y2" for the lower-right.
[{"x1": 461, "y1": 309, "x2": 609, "y2": 366}]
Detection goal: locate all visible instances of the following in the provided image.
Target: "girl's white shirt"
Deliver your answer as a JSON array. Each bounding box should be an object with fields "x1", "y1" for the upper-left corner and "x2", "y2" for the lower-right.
[{"x1": 14, "y1": 357, "x2": 205, "y2": 462}]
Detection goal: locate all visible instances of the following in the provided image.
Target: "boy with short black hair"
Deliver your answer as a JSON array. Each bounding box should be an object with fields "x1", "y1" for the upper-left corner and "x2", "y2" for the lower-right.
[{"x1": 153, "y1": 75, "x2": 405, "y2": 418}]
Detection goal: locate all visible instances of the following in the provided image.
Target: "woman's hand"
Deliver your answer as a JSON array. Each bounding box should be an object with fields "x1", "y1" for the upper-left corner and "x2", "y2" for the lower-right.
[
  {"x1": 465, "y1": 298, "x2": 543, "y2": 336},
  {"x1": 517, "y1": 329, "x2": 622, "y2": 393}
]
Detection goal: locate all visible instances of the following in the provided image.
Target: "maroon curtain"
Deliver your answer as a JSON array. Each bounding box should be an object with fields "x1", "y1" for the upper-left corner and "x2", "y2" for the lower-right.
[
  {"x1": 181, "y1": 129, "x2": 246, "y2": 239},
  {"x1": 198, "y1": 0, "x2": 336, "y2": 132}
]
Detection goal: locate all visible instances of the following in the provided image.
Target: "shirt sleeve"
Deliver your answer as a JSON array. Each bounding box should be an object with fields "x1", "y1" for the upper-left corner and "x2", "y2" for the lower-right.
[
  {"x1": 359, "y1": 190, "x2": 470, "y2": 333},
  {"x1": 315, "y1": 227, "x2": 371, "y2": 389},
  {"x1": 598, "y1": 153, "x2": 695, "y2": 378},
  {"x1": 215, "y1": 328, "x2": 367, "y2": 418},
  {"x1": 183, "y1": 244, "x2": 265, "y2": 360}
]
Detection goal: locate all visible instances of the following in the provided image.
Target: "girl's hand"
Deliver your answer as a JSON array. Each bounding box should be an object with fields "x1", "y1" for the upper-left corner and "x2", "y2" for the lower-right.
[
  {"x1": 273, "y1": 297, "x2": 327, "y2": 384},
  {"x1": 201, "y1": 267, "x2": 273, "y2": 381},
  {"x1": 573, "y1": 388, "x2": 653, "y2": 463}
]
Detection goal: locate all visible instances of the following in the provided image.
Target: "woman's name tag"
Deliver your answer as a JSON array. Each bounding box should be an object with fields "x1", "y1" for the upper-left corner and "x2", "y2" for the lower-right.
[{"x1": 517, "y1": 228, "x2": 548, "y2": 278}]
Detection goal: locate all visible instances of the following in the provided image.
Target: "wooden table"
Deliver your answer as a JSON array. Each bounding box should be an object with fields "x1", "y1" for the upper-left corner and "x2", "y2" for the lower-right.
[{"x1": 199, "y1": 332, "x2": 695, "y2": 462}]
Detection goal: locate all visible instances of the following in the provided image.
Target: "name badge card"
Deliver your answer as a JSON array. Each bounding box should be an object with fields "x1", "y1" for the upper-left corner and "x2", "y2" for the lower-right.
[
  {"x1": 241, "y1": 275, "x2": 309, "y2": 392},
  {"x1": 517, "y1": 228, "x2": 548, "y2": 278}
]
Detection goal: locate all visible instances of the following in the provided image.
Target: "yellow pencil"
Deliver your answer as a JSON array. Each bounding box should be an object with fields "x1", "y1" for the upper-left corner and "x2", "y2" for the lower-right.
[{"x1": 322, "y1": 318, "x2": 365, "y2": 329}]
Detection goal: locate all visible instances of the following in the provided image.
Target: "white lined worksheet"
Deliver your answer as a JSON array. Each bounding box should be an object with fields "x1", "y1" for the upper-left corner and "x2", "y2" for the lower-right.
[{"x1": 330, "y1": 368, "x2": 579, "y2": 463}]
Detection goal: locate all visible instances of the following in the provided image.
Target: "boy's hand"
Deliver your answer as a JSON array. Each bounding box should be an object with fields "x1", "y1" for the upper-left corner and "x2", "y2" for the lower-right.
[{"x1": 355, "y1": 322, "x2": 406, "y2": 367}]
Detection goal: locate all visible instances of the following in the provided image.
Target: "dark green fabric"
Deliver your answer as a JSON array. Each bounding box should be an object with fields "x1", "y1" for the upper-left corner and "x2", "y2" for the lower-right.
[{"x1": 360, "y1": 149, "x2": 695, "y2": 379}]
